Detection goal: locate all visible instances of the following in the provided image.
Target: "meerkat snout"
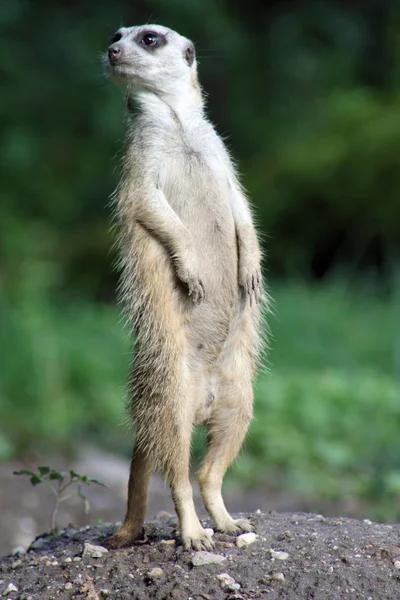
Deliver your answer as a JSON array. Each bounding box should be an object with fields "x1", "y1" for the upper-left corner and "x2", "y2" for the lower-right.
[{"x1": 108, "y1": 44, "x2": 121, "y2": 63}]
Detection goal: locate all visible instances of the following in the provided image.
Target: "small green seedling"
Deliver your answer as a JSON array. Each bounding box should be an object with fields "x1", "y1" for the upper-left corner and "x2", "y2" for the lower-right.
[{"x1": 14, "y1": 466, "x2": 107, "y2": 532}]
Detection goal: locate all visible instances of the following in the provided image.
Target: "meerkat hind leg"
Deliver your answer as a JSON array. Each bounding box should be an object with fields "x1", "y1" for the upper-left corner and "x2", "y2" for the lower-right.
[
  {"x1": 168, "y1": 433, "x2": 215, "y2": 551},
  {"x1": 107, "y1": 444, "x2": 152, "y2": 548},
  {"x1": 198, "y1": 380, "x2": 253, "y2": 534}
]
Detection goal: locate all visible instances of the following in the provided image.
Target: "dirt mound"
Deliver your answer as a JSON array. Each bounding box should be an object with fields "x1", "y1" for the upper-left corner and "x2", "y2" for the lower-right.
[{"x1": 1, "y1": 511, "x2": 400, "y2": 599}]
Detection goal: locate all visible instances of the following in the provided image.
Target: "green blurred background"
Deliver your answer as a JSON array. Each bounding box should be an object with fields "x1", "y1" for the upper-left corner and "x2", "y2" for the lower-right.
[{"x1": 1, "y1": 0, "x2": 400, "y2": 521}]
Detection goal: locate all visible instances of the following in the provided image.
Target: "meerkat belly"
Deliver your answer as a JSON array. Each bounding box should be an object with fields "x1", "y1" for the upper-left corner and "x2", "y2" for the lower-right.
[
  {"x1": 159, "y1": 151, "x2": 240, "y2": 369},
  {"x1": 160, "y1": 152, "x2": 238, "y2": 288}
]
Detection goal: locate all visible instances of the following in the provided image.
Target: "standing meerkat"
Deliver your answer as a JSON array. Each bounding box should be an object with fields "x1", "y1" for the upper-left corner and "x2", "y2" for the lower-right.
[{"x1": 105, "y1": 24, "x2": 265, "y2": 551}]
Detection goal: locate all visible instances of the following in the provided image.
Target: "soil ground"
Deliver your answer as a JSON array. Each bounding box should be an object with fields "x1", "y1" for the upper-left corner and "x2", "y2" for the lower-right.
[
  {"x1": 1, "y1": 511, "x2": 400, "y2": 600},
  {"x1": 0, "y1": 447, "x2": 365, "y2": 558}
]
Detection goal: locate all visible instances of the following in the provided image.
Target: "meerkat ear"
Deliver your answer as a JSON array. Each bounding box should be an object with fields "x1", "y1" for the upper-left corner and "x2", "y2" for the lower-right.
[{"x1": 184, "y1": 43, "x2": 195, "y2": 67}]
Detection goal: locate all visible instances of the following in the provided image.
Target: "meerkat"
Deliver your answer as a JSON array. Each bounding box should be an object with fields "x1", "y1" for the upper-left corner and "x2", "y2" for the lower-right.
[{"x1": 105, "y1": 24, "x2": 265, "y2": 552}]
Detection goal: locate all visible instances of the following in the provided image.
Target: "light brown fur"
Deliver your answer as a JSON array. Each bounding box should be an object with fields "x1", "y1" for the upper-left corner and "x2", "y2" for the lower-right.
[{"x1": 105, "y1": 24, "x2": 266, "y2": 551}]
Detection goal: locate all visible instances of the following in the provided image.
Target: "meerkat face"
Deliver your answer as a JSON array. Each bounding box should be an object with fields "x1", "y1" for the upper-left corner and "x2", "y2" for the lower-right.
[{"x1": 106, "y1": 25, "x2": 197, "y2": 97}]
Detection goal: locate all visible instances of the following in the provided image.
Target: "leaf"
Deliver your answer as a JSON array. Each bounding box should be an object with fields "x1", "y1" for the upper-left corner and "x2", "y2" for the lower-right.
[
  {"x1": 13, "y1": 470, "x2": 43, "y2": 486},
  {"x1": 38, "y1": 466, "x2": 50, "y2": 476},
  {"x1": 13, "y1": 469, "x2": 37, "y2": 477},
  {"x1": 30, "y1": 474, "x2": 43, "y2": 486},
  {"x1": 49, "y1": 471, "x2": 66, "y2": 480},
  {"x1": 69, "y1": 470, "x2": 107, "y2": 487},
  {"x1": 86, "y1": 477, "x2": 107, "y2": 488},
  {"x1": 78, "y1": 486, "x2": 91, "y2": 514}
]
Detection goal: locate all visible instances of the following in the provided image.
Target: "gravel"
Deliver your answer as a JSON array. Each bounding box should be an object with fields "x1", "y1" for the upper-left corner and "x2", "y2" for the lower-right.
[{"x1": 1, "y1": 511, "x2": 400, "y2": 599}]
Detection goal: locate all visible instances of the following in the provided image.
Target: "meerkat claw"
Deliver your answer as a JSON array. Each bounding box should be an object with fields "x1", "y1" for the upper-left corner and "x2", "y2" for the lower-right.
[
  {"x1": 183, "y1": 533, "x2": 215, "y2": 551},
  {"x1": 188, "y1": 279, "x2": 205, "y2": 304}
]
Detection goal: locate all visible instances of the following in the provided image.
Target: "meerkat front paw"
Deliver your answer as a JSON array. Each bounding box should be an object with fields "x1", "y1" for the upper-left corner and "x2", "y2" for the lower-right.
[
  {"x1": 176, "y1": 257, "x2": 205, "y2": 303},
  {"x1": 239, "y1": 263, "x2": 262, "y2": 305}
]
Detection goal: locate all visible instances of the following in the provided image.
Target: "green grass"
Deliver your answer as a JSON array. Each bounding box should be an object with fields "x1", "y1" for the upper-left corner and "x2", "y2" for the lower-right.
[
  {"x1": 1, "y1": 277, "x2": 400, "y2": 519},
  {"x1": 0, "y1": 289, "x2": 130, "y2": 457},
  {"x1": 238, "y1": 280, "x2": 400, "y2": 519}
]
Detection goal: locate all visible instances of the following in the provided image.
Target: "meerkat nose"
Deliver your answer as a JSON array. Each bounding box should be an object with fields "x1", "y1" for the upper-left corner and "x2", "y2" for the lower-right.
[{"x1": 108, "y1": 45, "x2": 121, "y2": 61}]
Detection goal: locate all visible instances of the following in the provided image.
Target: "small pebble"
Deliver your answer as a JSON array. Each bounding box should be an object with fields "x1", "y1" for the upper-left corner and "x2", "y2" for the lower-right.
[
  {"x1": 270, "y1": 573, "x2": 285, "y2": 582},
  {"x1": 73, "y1": 557, "x2": 81, "y2": 562},
  {"x1": 363, "y1": 519, "x2": 373, "y2": 525},
  {"x1": 270, "y1": 549, "x2": 289, "y2": 561},
  {"x1": 204, "y1": 528, "x2": 214, "y2": 537},
  {"x1": 236, "y1": 532, "x2": 258, "y2": 548},
  {"x1": 82, "y1": 542, "x2": 109, "y2": 558},
  {"x1": 3, "y1": 583, "x2": 18, "y2": 594},
  {"x1": 100, "y1": 590, "x2": 110, "y2": 597},
  {"x1": 11, "y1": 560, "x2": 22, "y2": 569},
  {"x1": 11, "y1": 547, "x2": 26, "y2": 556},
  {"x1": 192, "y1": 551, "x2": 227, "y2": 566},
  {"x1": 217, "y1": 573, "x2": 236, "y2": 589},
  {"x1": 161, "y1": 539, "x2": 176, "y2": 545},
  {"x1": 146, "y1": 568, "x2": 164, "y2": 581},
  {"x1": 394, "y1": 561, "x2": 400, "y2": 570},
  {"x1": 65, "y1": 583, "x2": 73, "y2": 590},
  {"x1": 229, "y1": 583, "x2": 241, "y2": 591},
  {"x1": 64, "y1": 557, "x2": 72, "y2": 563},
  {"x1": 46, "y1": 560, "x2": 59, "y2": 566},
  {"x1": 30, "y1": 537, "x2": 47, "y2": 550}
]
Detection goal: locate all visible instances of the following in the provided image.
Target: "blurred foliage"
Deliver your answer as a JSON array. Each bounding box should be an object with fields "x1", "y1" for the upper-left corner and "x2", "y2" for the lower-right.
[
  {"x1": 1, "y1": 0, "x2": 400, "y2": 296},
  {"x1": 1, "y1": 1, "x2": 400, "y2": 520},
  {"x1": 238, "y1": 280, "x2": 400, "y2": 521},
  {"x1": 1, "y1": 280, "x2": 400, "y2": 521}
]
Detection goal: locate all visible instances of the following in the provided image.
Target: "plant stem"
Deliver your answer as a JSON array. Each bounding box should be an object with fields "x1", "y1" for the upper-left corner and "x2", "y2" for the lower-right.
[{"x1": 51, "y1": 494, "x2": 60, "y2": 531}]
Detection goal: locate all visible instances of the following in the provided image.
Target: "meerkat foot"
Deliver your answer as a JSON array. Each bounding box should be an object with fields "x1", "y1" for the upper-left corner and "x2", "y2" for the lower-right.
[
  {"x1": 214, "y1": 516, "x2": 254, "y2": 535},
  {"x1": 182, "y1": 527, "x2": 215, "y2": 551},
  {"x1": 107, "y1": 525, "x2": 144, "y2": 549}
]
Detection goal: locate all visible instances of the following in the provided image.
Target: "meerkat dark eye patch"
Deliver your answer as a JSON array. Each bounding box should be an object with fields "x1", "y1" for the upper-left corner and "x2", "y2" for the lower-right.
[
  {"x1": 184, "y1": 44, "x2": 195, "y2": 67},
  {"x1": 137, "y1": 31, "x2": 167, "y2": 50},
  {"x1": 110, "y1": 31, "x2": 122, "y2": 44}
]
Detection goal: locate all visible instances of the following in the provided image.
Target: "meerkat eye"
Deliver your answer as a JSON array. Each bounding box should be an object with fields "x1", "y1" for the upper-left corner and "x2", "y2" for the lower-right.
[
  {"x1": 110, "y1": 32, "x2": 122, "y2": 44},
  {"x1": 142, "y1": 32, "x2": 158, "y2": 47}
]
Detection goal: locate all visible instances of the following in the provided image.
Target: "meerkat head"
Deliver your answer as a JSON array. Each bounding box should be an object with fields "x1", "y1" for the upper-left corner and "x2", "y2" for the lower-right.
[{"x1": 106, "y1": 25, "x2": 201, "y2": 108}]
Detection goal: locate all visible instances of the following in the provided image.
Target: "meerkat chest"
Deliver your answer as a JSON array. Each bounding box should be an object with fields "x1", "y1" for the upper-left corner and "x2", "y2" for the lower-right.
[{"x1": 158, "y1": 124, "x2": 232, "y2": 213}]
